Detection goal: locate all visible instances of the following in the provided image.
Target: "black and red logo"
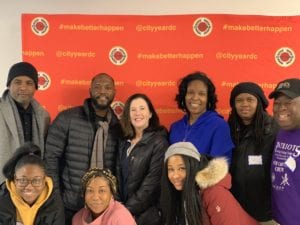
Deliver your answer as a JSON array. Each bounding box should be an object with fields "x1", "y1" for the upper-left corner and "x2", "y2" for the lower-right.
[
  {"x1": 38, "y1": 72, "x2": 51, "y2": 91},
  {"x1": 111, "y1": 101, "x2": 124, "y2": 119},
  {"x1": 109, "y1": 46, "x2": 128, "y2": 66},
  {"x1": 275, "y1": 47, "x2": 295, "y2": 67},
  {"x1": 193, "y1": 17, "x2": 213, "y2": 37},
  {"x1": 31, "y1": 17, "x2": 49, "y2": 36}
]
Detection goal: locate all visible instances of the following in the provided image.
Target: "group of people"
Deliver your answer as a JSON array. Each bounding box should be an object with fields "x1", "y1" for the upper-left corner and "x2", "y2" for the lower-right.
[{"x1": 0, "y1": 61, "x2": 299, "y2": 225}]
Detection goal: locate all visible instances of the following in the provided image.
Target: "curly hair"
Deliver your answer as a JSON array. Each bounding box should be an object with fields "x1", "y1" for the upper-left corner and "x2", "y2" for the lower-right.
[
  {"x1": 81, "y1": 168, "x2": 117, "y2": 197},
  {"x1": 175, "y1": 71, "x2": 218, "y2": 112}
]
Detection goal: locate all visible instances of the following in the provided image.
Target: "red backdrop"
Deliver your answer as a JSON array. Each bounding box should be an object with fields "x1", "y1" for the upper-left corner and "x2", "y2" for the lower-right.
[{"x1": 22, "y1": 14, "x2": 300, "y2": 128}]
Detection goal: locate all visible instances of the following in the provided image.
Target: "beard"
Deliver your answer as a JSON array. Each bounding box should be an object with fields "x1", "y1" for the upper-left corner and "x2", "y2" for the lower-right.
[{"x1": 90, "y1": 95, "x2": 113, "y2": 110}]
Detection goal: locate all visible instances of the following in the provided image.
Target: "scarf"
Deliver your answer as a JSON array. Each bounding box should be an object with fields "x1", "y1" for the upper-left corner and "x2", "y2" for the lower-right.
[
  {"x1": 7, "y1": 93, "x2": 25, "y2": 145},
  {"x1": 90, "y1": 110, "x2": 112, "y2": 169},
  {"x1": 7, "y1": 93, "x2": 41, "y2": 149}
]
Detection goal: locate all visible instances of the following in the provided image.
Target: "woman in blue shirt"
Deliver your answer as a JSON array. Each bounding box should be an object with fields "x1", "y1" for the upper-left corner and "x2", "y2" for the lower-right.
[{"x1": 169, "y1": 71, "x2": 234, "y2": 162}]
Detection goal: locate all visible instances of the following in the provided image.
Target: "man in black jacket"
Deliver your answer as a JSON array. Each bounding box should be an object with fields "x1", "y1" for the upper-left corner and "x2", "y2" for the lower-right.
[{"x1": 44, "y1": 73, "x2": 122, "y2": 225}]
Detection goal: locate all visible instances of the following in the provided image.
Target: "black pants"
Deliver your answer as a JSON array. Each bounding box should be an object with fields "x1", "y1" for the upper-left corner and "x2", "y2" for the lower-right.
[{"x1": 65, "y1": 207, "x2": 77, "y2": 225}]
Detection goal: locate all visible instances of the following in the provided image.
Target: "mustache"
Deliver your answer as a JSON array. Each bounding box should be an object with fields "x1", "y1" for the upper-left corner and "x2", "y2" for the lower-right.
[
  {"x1": 91, "y1": 96, "x2": 111, "y2": 110},
  {"x1": 94, "y1": 94, "x2": 109, "y2": 100}
]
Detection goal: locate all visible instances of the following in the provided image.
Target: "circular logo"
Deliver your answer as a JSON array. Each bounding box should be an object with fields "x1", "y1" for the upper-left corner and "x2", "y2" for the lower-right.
[
  {"x1": 31, "y1": 17, "x2": 49, "y2": 36},
  {"x1": 193, "y1": 17, "x2": 213, "y2": 37},
  {"x1": 109, "y1": 46, "x2": 128, "y2": 66},
  {"x1": 275, "y1": 47, "x2": 295, "y2": 67},
  {"x1": 38, "y1": 72, "x2": 51, "y2": 91},
  {"x1": 111, "y1": 101, "x2": 124, "y2": 119}
]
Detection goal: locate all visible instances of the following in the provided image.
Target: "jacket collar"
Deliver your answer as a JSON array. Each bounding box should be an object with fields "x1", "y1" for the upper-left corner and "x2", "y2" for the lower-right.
[
  {"x1": 84, "y1": 98, "x2": 118, "y2": 125},
  {"x1": 195, "y1": 157, "x2": 228, "y2": 189}
]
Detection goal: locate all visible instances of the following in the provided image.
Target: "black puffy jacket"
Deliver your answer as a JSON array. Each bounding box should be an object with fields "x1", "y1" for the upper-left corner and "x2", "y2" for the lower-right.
[
  {"x1": 44, "y1": 98, "x2": 122, "y2": 211},
  {"x1": 116, "y1": 127, "x2": 169, "y2": 225},
  {"x1": 230, "y1": 113, "x2": 279, "y2": 221},
  {"x1": 0, "y1": 182, "x2": 65, "y2": 225}
]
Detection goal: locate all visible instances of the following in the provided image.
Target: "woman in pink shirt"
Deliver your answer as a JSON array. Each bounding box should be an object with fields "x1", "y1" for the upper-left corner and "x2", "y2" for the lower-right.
[{"x1": 72, "y1": 168, "x2": 136, "y2": 225}]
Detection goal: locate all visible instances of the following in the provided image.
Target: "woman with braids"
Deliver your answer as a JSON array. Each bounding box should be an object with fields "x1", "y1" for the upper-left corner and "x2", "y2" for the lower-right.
[
  {"x1": 161, "y1": 142, "x2": 259, "y2": 225},
  {"x1": 169, "y1": 71, "x2": 234, "y2": 162},
  {"x1": 72, "y1": 168, "x2": 136, "y2": 225},
  {"x1": 0, "y1": 142, "x2": 64, "y2": 225},
  {"x1": 228, "y1": 82, "x2": 279, "y2": 225}
]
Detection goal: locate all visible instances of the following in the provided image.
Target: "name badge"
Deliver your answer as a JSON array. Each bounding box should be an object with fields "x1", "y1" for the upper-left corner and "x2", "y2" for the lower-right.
[
  {"x1": 248, "y1": 155, "x2": 263, "y2": 165},
  {"x1": 285, "y1": 156, "x2": 296, "y2": 172}
]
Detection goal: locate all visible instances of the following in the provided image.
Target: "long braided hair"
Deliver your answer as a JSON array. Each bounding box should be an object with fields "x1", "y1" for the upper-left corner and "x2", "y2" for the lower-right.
[{"x1": 228, "y1": 99, "x2": 267, "y2": 151}]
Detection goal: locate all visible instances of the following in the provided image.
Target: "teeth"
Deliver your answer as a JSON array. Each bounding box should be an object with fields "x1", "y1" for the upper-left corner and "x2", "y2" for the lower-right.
[{"x1": 278, "y1": 114, "x2": 288, "y2": 120}]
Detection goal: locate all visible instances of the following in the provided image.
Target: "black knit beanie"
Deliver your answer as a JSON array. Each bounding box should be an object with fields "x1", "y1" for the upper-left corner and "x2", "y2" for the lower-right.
[
  {"x1": 6, "y1": 62, "x2": 38, "y2": 89},
  {"x1": 230, "y1": 82, "x2": 269, "y2": 109}
]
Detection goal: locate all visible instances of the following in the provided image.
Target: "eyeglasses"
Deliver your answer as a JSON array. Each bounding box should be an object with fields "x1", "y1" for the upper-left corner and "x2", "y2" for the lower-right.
[{"x1": 14, "y1": 177, "x2": 45, "y2": 187}]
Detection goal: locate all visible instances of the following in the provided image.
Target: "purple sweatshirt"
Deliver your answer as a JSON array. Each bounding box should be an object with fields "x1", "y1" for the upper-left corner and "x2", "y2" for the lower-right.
[{"x1": 271, "y1": 129, "x2": 300, "y2": 225}]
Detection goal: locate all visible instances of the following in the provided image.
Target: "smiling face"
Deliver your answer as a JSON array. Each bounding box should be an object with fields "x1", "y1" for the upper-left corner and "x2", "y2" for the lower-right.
[
  {"x1": 8, "y1": 76, "x2": 36, "y2": 109},
  {"x1": 89, "y1": 74, "x2": 115, "y2": 111},
  {"x1": 167, "y1": 155, "x2": 186, "y2": 191},
  {"x1": 185, "y1": 80, "x2": 208, "y2": 123},
  {"x1": 234, "y1": 93, "x2": 258, "y2": 125},
  {"x1": 85, "y1": 176, "x2": 113, "y2": 219},
  {"x1": 273, "y1": 95, "x2": 300, "y2": 130},
  {"x1": 14, "y1": 164, "x2": 46, "y2": 206},
  {"x1": 129, "y1": 97, "x2": 152, "y2": 132}
]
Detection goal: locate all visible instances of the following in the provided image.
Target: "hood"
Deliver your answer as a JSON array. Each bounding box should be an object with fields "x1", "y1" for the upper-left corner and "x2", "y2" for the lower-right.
[
  {"x1": 184, "y1": 110, "x2": 223, "y2": 127},
  {"x1": 195, "y1": 157, "x2": 228, "y2": 189},
  {"x1": 0, "y1": 181, "x2": 8, "y2": 196},
  {"x1": 155, "y1": 126, "x2": 169, "y2": 137}
]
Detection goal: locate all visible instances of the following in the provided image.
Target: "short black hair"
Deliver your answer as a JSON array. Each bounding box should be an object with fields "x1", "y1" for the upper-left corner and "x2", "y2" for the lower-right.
[
  {"x1": 91, "y1": 73, "x2": 115, "y2": 85},
  {"x1": 2, "y1": 142, "x2": 45, "y2": 181}
]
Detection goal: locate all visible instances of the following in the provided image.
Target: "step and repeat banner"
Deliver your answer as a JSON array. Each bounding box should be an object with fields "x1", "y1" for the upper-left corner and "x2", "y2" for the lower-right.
[{"x1": 22, "y1": 14, "x2": 299, "y2": 128}]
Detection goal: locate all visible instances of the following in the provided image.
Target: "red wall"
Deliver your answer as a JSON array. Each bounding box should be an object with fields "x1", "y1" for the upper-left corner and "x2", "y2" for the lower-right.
[{"x1": 22, "y1": 14, "x2": 300, "y2": 128}]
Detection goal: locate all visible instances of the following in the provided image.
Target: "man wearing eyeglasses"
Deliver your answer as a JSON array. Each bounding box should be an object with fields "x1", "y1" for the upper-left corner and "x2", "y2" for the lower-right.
[{"x1": 269, "y1": 78, "x2": 300, "y2": 225}]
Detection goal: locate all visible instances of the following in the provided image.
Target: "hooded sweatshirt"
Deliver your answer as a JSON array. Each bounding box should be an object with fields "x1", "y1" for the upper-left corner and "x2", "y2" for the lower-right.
[
  {"x1": 6, "y1": 176, "x2": 53, "y2": 225},
  {"x1": 169, "y1": 111, "x2": 234, "y2": 162}
]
